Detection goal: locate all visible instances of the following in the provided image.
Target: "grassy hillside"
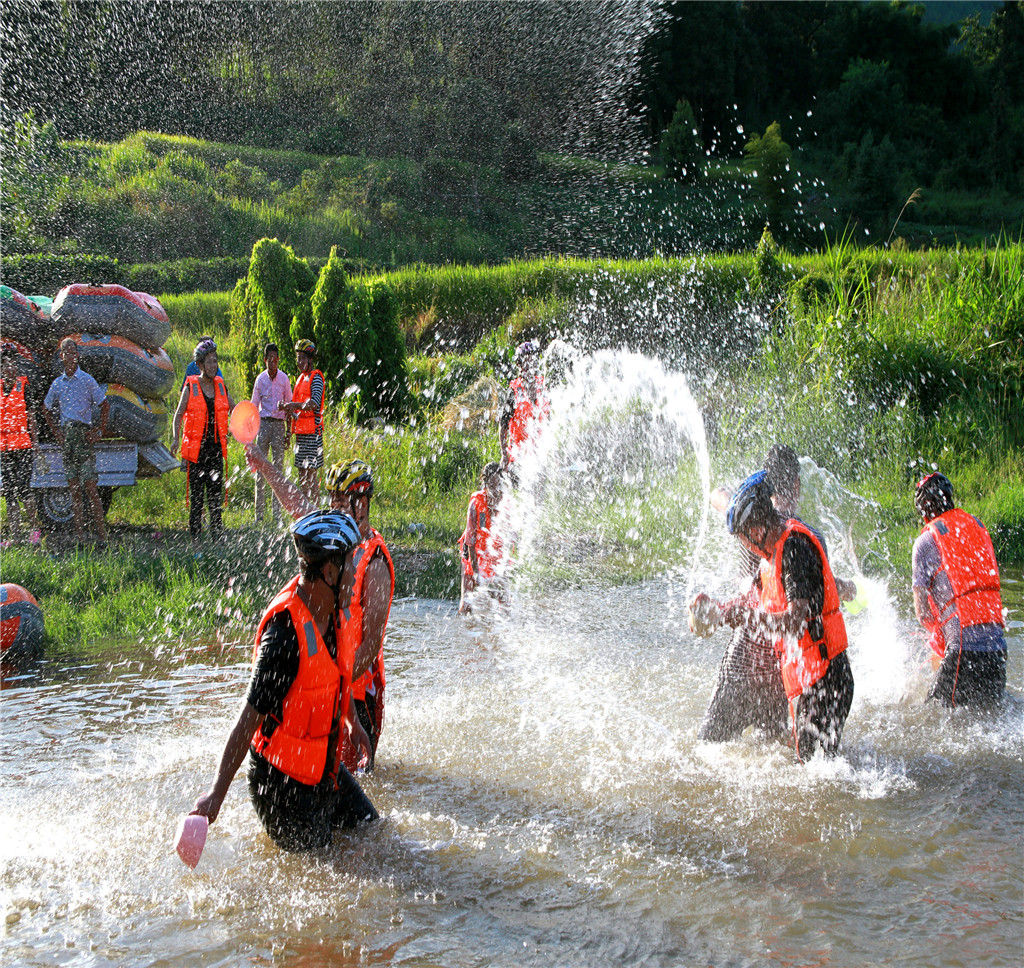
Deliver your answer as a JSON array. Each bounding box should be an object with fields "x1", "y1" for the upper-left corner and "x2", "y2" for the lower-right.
[{"x1": 6, "y1": 131, "x2": 1021, "y2": 287}]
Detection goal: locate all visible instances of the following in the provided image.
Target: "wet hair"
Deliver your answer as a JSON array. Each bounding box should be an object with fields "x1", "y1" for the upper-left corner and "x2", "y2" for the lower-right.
[
  {"x1": 299, "y1": 549, "x2": 344, "y2": 583},
  {"x1": 264, "y1": 342, "x2": 279, "y2": 358},
  {"x1": 763, "y1": 444, "x2": 800, "y2": 499},
  {"x1": 481, "y1": 461, "x2": 502, "y2": 487},
  {"x1": 59, "y1": 336, "x2": 78, "y2": 354},
  {"x1": 915, "y1": 472, "x2": 955, "y2": 520}
]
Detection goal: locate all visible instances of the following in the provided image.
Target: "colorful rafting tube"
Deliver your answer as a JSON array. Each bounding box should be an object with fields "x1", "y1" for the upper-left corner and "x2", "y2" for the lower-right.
[
  {"x1": 61, "y1": 333, "x2": 175, "y2": 399},
  {"x1": 0, "y1": 584, "x2": 45, "y2": 668},
  {"x1": 99, "y1": 384, "x2": 165, "y2": 444},
  {"x1": 51, "y1": 284, "x2": 171, "y2": 351},
  {"x1": 0, "y1": 286, "x2": 46, "y2": 345}
]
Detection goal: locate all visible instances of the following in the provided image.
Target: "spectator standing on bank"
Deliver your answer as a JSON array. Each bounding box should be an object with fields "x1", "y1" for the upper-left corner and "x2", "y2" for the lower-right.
[
  {"x1": 42, "y1": 338, "x2": 109, "y2": 548},
  {"x1": 279, "y1": 339, "x2": 324, "y2": 505},
  {"x1": 0, "y1": 342, "x2": 40, "y2": 542},
  {"x1": 250, "y1": 342, "x2": 291, "y2": 526}
]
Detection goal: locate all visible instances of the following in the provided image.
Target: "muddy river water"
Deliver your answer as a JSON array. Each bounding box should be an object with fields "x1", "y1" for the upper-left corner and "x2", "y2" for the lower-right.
[{"x1": 2, "y1": 568, "x2": 1021, "y2": 967}]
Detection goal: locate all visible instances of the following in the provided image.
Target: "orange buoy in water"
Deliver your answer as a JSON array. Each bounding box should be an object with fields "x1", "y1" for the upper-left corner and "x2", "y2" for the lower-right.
[{"x1": 0, "y1": 584, "x2": 44, "y2": 666}]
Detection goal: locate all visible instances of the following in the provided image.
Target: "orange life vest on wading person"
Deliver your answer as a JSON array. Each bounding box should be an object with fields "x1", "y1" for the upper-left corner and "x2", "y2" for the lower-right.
[
  {"x1": 506, "y1": 376, "x2": 548, "y2": 461},
  {"x1": 250, "y1": 582, "x2": 341, "y2": 787},
  {"x1": 922, "y1": 508, "x2": 1003, "y2": 658},
  {"x1": 338, "y1": 531, "x2": 394, "y2": 771},
  {"x1": 180, "y1": 375, "x2": 228, "y2": 462},
  {"x1": 0, "y1": 376, "x2": 32, "y2": 450},
  {"x1": 759, "y1": 519, "x2": 848, "y2": 703},
  {"x1": 459, "y1": 490, "x2": 501, "y2": 579},
  {"x1": 292, "y1": 369, "x2": 325, "y2": 436}
]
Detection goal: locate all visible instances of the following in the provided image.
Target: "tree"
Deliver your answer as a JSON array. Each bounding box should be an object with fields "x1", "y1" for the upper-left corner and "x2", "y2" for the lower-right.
[
  {"x1": 660, "y1": 99, "x2": 703, "y2": 182},
  {"x1": 743, "y1": 122, "x2": 794, "y2": 231}
]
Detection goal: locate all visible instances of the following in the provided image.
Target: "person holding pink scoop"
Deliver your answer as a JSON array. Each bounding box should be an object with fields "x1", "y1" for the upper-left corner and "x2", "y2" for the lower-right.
[{"x1": 186, "y1": 511, "x2": 377, "y2": 857}]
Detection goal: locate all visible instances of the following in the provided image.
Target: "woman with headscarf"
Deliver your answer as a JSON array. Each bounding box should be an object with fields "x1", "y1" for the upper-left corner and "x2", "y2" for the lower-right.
[{"x1": 171, "y1": 338, "x2": 236, "y2": 544}]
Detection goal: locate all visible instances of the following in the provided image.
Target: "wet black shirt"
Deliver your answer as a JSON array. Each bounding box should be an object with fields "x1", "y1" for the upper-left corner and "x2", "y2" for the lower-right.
[
  {"x1": 246, "y1": 609, "x2": 337, "y2": 725},
  {"x1": 781, "y1": 531, "x2": 826, "y2": 639}
]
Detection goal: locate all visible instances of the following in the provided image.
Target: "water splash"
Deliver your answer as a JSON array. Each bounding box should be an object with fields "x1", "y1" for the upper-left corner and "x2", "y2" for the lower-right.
[{"x1": 494, "y1": 346, "x2": 709, "y2": 599}]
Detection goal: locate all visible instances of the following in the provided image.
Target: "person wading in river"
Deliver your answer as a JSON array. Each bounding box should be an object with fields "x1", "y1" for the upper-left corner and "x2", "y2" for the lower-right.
[
  {"x1": 912, "y1": 472, "x2": 1007, "y2": 708},
  {"x1": 242, "y1": 447, "x2": 394, "y2": 772},
  {"x1": 716, "y1": 470, "x2": 855, "y2": 761},
  {"x1": 499, "y1": 340, "x2": 550, "y2": 474},
  {"x1": 695, "y1": 445, "x2": 856, "y2": 744},
  {"x1": 192, "y1": 511, "x2": 378, "y2": 852},
  {"x1": 458, "y1": 461, "x2": 509, "y2": 615}
]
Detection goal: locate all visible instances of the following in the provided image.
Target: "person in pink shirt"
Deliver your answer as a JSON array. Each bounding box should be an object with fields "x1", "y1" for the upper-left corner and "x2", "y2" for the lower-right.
[{"x1": 250, "y1": 343, "x2": 292, "y2": 525}]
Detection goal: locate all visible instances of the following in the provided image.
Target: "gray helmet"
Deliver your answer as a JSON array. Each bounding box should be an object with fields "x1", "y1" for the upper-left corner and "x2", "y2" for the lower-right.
[{"x1": 291, "y1": 511, "x2": 360, "y2": 563}]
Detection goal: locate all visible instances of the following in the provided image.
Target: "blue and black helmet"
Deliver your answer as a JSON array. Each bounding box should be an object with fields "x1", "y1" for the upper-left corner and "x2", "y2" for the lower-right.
[
  {"x1": 726, "y1": 470, "x2": 775, "y2": 536},
  {"x1": 291, "y1": 511, "x2": 360, "y2": 563}
]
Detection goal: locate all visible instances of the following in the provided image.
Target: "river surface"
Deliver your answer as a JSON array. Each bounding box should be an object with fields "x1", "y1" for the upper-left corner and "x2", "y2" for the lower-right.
[{"x1": 2, "y1": 567, "x2": 1022, "y2": 968}]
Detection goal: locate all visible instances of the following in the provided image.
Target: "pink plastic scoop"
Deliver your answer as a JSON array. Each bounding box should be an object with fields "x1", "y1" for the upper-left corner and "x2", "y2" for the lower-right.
[{"x1": 174, "y1": 813, "x2": 209, "y2": 869}]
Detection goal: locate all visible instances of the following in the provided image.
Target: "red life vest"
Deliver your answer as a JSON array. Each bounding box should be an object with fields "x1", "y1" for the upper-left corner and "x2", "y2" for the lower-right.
[
  {"x1": 250, "y1": 582, "x2": 341, "y2": 787},
  {"x1": 459, "y1": 490, "x2": 501, "y2": 579},
  {"x1": 759, "y1": 519, "x2": 849, "y2": 702},
  {"x1": 336, "y1": 531, "x2": 394, "y2": 772},
  {"x1": 0, "y1": 376, "x2": 32, "y2": 451},
  {"x1": 344, "y1": 530, "x2": 394, "y2": 702},
  {"x1": 506, "y1": 376, "x2": 548, "y2": 461},
  {"x1": 180, "y1": 375, "x2": 228, "y2": 462},
  {"x1": 292, "y1": 369, "x2": 325, "y2": 435},
  {"x1": 922, "y1": 508, "x2": 1003, "y2": 657}
]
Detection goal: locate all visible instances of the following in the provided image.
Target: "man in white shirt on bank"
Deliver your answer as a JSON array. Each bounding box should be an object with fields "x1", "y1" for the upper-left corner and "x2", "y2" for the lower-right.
[{"x1": 250, "y1": 342, "x2": 292, "y2": 525}]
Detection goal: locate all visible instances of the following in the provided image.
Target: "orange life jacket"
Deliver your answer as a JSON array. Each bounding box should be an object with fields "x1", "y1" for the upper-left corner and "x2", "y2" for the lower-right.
[
  {"x1": 250, "y1": 582, "x2": 341, "y2": 786},
  {"x1": 345, "y1": 530, "x2": 394, "y2": 702},
  {"x1": 922, "y1": 508, "x2": 1003, "y2": 657},
  {"x1": 180, "y1": 375, "x2": 228, "y2": 462},
  {"x1": 0, "y1": 376, "x2": 32, "y2": 450},
  {"x1": 292, "y1": 369, "x2": 325, "y2": 435},
  {"x1": 759, "y1": 519, "x2": 849, "y2": 702},
  {"x1": 336, "y1": 531, "x2": 394, "y2": 772},
  {"x1": 506, "y1": 376, "x2": 548, "y2": 461},
  {"x1": 459, "y1": 490, "x2": 501, "y2": 579}
]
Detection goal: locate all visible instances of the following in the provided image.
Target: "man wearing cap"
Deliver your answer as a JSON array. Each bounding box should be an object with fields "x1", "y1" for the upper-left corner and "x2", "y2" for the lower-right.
[
  {"x1": 278, "y1": 339, "x2": 324, "y2": 504},
  {"x1": 43, "y1": 338, "x2": 109, "y2": 547},
  {"x1": 718, "y1": 470, "x2": 855, "y2": 761},
  {"x1": 912, "y1": 472, "x2": 1006, "y2": 707}
]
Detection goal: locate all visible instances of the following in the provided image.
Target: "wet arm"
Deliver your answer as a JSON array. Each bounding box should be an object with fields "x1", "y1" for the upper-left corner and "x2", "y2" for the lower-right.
[
  {"x1": 913, "y1": 587, "x2": 935, "y2": 630},
  {"x1": 193, "y1": 700, "x2": 265, "y2": 824},
  {"x1": 170, "y1": 384, "x2": 189, "y2": 456},
  {"x1": 353, "y1": 556, "x2": 392, "y2": 681},
  {"x1": 243, "y1": 442, "x2": 315, "y2": 518}
]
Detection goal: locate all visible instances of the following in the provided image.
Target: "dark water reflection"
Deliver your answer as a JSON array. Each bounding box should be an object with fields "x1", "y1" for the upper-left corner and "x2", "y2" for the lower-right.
[{"x1": 2, "y1": 573, "x2": 1022, "y2": 968}]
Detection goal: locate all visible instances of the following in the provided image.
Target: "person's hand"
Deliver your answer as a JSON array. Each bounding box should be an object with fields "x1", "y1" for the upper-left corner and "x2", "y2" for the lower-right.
[
  {"x1": 345, "y1": 717, "x2": 373, "y2": 773},
  {"x1": 243, "y1": 442, "x2": 263, "y2": 473},
  {"x1": 55, "y1": 430, "x2": 65, "y2": 446},
  {"x1": 688, "y1": 592, "x2": 724, "y2": 637},
  {"x1": 86, "y1": 427, "x2": 101, "y2": 444},
  {"x1": 170, "y1": 438, "x2": 179, "y2": 458},
  {"x1": 835, "y1": 578, "x2": 857, "y2": 603},
  {"x1": 192, "y1": 790, "x2": 222, "y2": 824}
]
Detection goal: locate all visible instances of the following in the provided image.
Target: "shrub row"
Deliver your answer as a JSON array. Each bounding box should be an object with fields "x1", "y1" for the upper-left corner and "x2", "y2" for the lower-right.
[{"x1": 1, "y1": 252, "x2": 377, "y2": 298}]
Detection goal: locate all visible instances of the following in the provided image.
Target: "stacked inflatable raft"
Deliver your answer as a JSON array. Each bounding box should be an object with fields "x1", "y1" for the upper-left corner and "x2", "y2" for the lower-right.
[{"x1": 1, "y1": 284, "x2": 175, "y2": 447}]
